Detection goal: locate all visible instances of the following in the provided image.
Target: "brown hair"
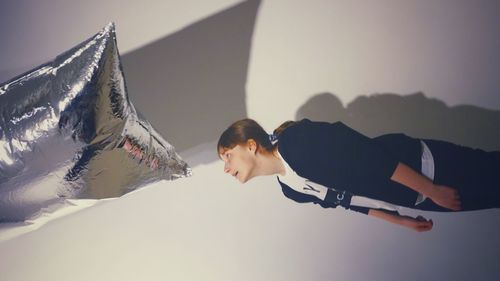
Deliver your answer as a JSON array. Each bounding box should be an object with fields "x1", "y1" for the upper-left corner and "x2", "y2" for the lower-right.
[{"x1": 217, "y1": 118, "x2": 297, "y2": 157}]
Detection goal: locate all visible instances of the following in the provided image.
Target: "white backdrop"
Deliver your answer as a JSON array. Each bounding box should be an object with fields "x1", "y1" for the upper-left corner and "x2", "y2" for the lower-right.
[{"x1": 1, "y1": 1, "x2": 499, "y2": 280}]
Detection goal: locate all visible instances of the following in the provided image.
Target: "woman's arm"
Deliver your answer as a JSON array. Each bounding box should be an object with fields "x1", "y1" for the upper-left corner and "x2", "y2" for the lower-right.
[
  {"x1": 368, "y1": 209, "x2": 434, "y2": 232},
  {"x1": 390, "y1": 162, "x2": 461, "y2": 211}
]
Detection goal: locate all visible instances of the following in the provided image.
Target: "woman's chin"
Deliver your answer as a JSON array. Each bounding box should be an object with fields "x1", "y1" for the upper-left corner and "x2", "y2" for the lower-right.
[
  {"x1": 238, "y1": 174, "x2": 250, "y2": 184},
  {"x1": 240, "y1": 174, "x2": 258, "y2": 184}
]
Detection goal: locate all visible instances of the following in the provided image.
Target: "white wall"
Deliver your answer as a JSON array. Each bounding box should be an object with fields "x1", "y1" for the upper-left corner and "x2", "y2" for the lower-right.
[
  {"x1": 246, "y1": 0, "x2": 500, "y2": 129},
  {"x1": 1, "y1": 1, "x2": 499, "y2": 281},
  {"x1": 0, "y1": 0, "x2": 240, "y2": 78}
]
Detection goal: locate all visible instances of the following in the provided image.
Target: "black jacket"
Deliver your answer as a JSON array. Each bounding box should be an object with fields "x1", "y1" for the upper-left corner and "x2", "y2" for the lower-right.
[{"x1": 277, "y1": 119, "x2": 422, "y2": 214}]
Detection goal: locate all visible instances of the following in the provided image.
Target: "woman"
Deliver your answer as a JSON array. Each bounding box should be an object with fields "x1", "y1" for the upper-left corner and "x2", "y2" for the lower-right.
[{"x1": 217, "y1": 118, "x2": 500, "y2": 232}]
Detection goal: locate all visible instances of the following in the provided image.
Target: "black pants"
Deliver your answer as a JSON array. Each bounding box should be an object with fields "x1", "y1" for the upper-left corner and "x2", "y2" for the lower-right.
[{"x1": 414, "y1": 139, "x2": 500, "y2": 212}]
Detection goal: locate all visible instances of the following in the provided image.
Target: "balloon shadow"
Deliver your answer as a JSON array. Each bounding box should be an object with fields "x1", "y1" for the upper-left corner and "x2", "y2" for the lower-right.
[{"x1": 121, "y1": 0, "x2": 261, "y2": 156}]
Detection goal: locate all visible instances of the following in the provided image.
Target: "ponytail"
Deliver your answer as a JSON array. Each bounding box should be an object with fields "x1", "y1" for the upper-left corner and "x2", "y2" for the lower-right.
[
  {"x1": 271, "y1": 121, "x2": 297, "y2": 150},
  {"x1": 273, "y1": 121, "x2": 297, "y2": 138}
]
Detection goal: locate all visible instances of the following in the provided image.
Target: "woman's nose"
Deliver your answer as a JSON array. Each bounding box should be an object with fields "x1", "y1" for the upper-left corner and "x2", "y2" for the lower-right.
[{"x1": 223, "y1": 163, "x2": 230, "y2": 173}]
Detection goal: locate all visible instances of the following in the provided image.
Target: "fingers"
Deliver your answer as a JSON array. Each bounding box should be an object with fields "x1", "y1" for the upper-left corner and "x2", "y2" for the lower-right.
[
  {"x1": 451, "y1": 200, "x2": 462, "y2": 211},
  {"x1": 433, "y1": 185, "x2": 463, "y2": 211},
  {"x1": 415, "y1": 219, "x2": 433, "y2": 232},
  {"x1": 453, "y1": 191, "x2": 462, "y2": 210},
  {"x1": 447, "y1": 196, "x2": 462, "y2": 211},
  {"x1": 451, "y1": 189, "x2": 461, "y2": 208},
  {"x1": 444, "y1": 187, "x2": 461, "y2": 209}
]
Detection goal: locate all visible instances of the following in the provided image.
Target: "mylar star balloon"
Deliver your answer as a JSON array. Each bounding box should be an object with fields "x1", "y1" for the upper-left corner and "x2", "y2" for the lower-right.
[{"x1": 0, "y1": 23, "x2": 191, "y2": 221}]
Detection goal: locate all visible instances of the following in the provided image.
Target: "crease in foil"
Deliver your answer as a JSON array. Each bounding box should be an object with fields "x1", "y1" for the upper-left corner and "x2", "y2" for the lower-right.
[{"x1": 0, "y1": 22, "x2": 191, "y2": 222}]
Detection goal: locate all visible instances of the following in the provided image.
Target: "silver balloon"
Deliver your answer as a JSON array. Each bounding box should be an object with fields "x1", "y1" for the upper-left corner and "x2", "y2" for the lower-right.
[{"x1": 0, "y1": 23, "x2": 191, "y2": 222}]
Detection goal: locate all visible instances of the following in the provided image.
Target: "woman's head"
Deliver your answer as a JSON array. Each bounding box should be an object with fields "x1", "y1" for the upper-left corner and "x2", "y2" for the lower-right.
[
  {"x1": 217, "y1": 118, "x2": 296, "y2": 183},
  {"x1": 217, "y1": 119, "x2": 273, "y2": 156}
]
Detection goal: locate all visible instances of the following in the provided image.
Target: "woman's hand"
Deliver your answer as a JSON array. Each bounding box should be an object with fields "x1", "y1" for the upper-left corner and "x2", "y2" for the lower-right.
[
  {"x1": 428, "y1": 184, "x2": 462, "y2": 211},
  {"x1": 368, "y1": 209, "x2": 433, "y2": 232},
  {"x1": 390, "y1": 163, "x2": 462, "y2": 211},
  {"x1": 399, "y1": 215, "x2": 434, "y2": 232}
]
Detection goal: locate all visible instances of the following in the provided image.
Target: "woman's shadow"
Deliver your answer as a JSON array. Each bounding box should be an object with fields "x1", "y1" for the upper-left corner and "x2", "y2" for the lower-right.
[{"x1": 296, "y1": 92, "x2": 500, "y2": 151}]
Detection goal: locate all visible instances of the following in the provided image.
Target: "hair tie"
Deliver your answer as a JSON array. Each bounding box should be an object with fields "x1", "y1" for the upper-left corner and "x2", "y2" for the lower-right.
[{"x1": 268, "y1": 133, "x2": 278, "y2": 144}]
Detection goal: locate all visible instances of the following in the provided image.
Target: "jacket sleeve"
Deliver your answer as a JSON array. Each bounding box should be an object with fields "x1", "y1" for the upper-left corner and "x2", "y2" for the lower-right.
[
  {"x1": 279, "y1": 119, "x2": 400, "y2": 200},
  {"x1": 279, "y1": 180, "x2": 370, "y2": 215}
]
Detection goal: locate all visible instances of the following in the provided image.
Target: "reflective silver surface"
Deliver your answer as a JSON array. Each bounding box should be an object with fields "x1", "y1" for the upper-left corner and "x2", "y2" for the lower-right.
[{"x1": 0, "y1": 23, "x2": 191, "y2": 222}]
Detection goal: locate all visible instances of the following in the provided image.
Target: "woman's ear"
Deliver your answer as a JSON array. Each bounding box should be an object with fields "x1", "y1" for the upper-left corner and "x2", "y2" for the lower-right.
[{"x1": 247, "y1": 139, "x2": 258, "y2": 154}]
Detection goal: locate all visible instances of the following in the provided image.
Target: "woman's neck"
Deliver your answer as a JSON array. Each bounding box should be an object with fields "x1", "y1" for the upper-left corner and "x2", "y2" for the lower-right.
[{"x1": 254, "y1": 150, "x2": 286, "y2": 177}]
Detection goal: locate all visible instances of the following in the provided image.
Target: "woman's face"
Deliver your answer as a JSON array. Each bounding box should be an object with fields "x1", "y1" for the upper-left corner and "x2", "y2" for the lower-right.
[{"x1": 220, "y1": 142, "x2": 257, "y2": 183}]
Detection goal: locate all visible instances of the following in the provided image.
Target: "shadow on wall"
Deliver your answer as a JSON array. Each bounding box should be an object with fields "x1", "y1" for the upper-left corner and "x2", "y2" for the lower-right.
[
  {"x1": 121, "y1": 0, "x2": 261, "y2": 159},
  {"x1": 296, "y1": 92, "x2": 500, "y2": 151}
]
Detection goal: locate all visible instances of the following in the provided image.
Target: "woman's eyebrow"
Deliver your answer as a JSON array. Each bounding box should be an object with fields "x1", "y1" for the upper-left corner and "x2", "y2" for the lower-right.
[{"x1": 218, "y1": 150, "x2": 227, "y2": 160}]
